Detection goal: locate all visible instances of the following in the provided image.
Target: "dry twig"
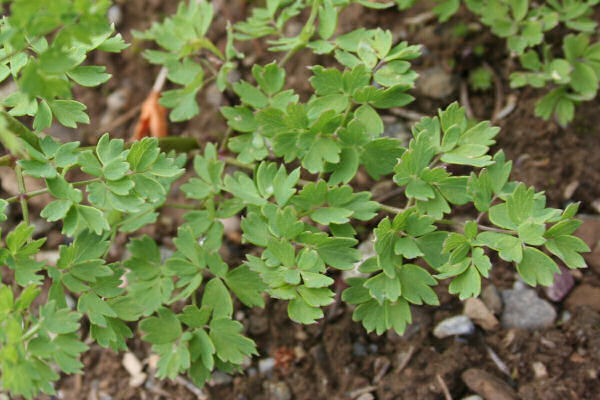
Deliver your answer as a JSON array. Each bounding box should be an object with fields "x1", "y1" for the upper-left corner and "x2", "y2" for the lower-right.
[
  {"x1": 484, "y1": 62, "x2": 505, "y2": 123},
  {"x1": 348, "y1": 385, "x2": 378, "y2": 399},
  {"x1": 436, "y1": 374, "x2": 453, "y2": 400},
  {"x1": 389, "y1": 107, "x2": 427, "y2": 121},
  {"x1": 395, "y1": 345, "x2": 415, "y2": 374},
  {"x1": 405, "y1": 11, "x2": 437, "y2": 25}
]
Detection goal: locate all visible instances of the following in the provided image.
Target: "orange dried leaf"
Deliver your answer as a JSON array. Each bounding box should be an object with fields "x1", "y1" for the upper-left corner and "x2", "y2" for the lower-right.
[{"x1": 132, "y1": 90, "x2": 168, "y2": 141}]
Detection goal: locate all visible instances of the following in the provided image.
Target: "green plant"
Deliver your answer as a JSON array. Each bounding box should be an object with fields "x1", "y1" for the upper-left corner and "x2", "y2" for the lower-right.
[
  {"x1": 469, "y1": 66, "x2": 493, "y2": 90},
  {"x1": 0, "y1": 0, "x2": 128, "y2": 134},
  {"x1": 396, "y1": 0, "x2": 600, "y2": 125},
  {"x1": 0, "y1": 0, "x2": 590, "y2": 398}
]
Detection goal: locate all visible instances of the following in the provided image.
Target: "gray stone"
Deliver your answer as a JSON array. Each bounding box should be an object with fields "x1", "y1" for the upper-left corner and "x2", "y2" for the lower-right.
[
  {"x1": 210, "y1": 371, "x2": 232, "y2": 385},
  {"x1": 352, "y1": 342, "x2": 367, "y2": 357},
  {"x1": 248, "y1": 310, "x2": 269, "y2": 335},
  {"x1": 433, "y1": 315, "x2": 475, "y2": 338},
  {"x1": 205, "y1": 83, "x2": 223, "y2": 108},
  {"x1": 501, "y1": 288, "x2": 556, "y2": 330},
  {"x1": 416, "y1": 67, "x2": 457, "y2": 99},
  {"x1": 342, "y1": 236, "x2": 374, "y2": 281},
  {"x1": 107, "y1": 5, "x2": 122, "y2": 26},
  {"x1": 258, "y1": 357, "x2": 275, "y2": 375},
  {"x1": 481, "y1": 285, "x2": 503, "y2": 314},
  {"x1": 383, "y1": 122, "x2": 411, "y2": 145}
]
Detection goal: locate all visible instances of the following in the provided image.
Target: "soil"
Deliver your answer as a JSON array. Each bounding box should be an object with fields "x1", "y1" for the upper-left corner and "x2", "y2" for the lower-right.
[{"x1": 5, "y1": 1, "x2": 600, "y2": 399}]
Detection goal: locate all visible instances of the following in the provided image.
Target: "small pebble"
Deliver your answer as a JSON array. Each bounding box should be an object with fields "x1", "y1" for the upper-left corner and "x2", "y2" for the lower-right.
[
  {"x1": 210, "y1": 371, "x2": 232, "y2": 385},
  {"x1": 501, "y1": 288, "x2": 556, "y2": 330},
  {"x1": 248, "y1": 310, "x2": 269, "y2": 335},
  {"x1": 146, "y1": 354, "x2": 160, "y2": 370},
  {"x1": 258, "y1": 357, "x2": 275, "y2": 375},
  {"x1": 356, "y1": 394, "x2": 375, "y2": 400},
  {"x1": 265, "y1": 381, "x2": 292, "y2": 400},
  {"x1": 559, "y1": 310, "x2": 572, "y2": 324},
  {"x1": 464, "y1": 298, "x2": 499, "y2": 331},
  {"x1": 532, "y1": 361, "x2": 548, "y2": 379},
  {"x1": 462, "y1": 368, "x2": 518, "y2": 400},
  {"x1": 159, "y1": 246, "x2": 174, "y2": 263},
  {"x1": 205, "y1": 83, "x2": 223, "y2": 107},
  {"x1": 105, "y1": 88, "x2": 128, "y2": 112},
  {"x1": 294, "y1": 329, "x2": 308, "y2": 341},
  {"x1": 416, "y1": 67, "x2": 457, "y2": 99},
  {"x1": 36, "y1": 250, "x2": 60, "y2": 266},
  {"x1": 544, "y1": 265, "x2": 574, "y2": 302},
  {"x1": 122, "y1": 352, "x2": 146, "y2": 388},
  {"x1": 383, "y1": 121, "x2": 411, "y2": 145},
  {"x1": 433, "y1": 315, "x2": 475, "y2": 338},
  {"x1": 591, "y1": 199, "x2": 600, "y2": 214},
  {"x1": 352, "y1": 342, "x2": 367, "y2": 357},
  {"x1": 31, "y1": 218, "x2": 53, "y2": 235},
  {"x1": 107, "y1": 5, "x2": 123, "y2": 26},
  {"x1": 294, "y1": 346, "x2": 306, "y2": 360},
  {"x1": 343, "y1": 236, "x2": 374, "y2": 281},
  {"x1": 481, "y1": 285, "x2": 503, "y2": 314}
]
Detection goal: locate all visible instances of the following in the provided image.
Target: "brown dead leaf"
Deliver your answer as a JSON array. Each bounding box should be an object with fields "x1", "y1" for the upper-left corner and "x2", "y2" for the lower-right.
[{"x1": 132, "y1": 90, "x2": 167, "y2": 141}]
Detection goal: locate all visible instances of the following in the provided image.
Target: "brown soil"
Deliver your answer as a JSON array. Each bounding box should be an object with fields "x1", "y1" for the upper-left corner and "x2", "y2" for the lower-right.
[{"x1": 10, "y1": 0, "x2": 600, "y2": 399}]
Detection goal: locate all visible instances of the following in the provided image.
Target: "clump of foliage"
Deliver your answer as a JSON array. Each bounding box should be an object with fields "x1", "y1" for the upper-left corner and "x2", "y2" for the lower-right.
[
  {"x1": 0, "y1": 0, "x2": 590, "y2": 398},
  {"x1": 469, "y1": 66, "x2": 494, "y2": 90},
  {"x1": 395, "y1": 0, "x2": 600, "y2": 125}
]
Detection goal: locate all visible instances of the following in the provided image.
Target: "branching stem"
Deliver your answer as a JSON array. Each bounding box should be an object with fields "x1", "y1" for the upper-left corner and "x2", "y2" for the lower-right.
[{"x1": 5, "y1": 178, "x2": 102, "y2": 204}]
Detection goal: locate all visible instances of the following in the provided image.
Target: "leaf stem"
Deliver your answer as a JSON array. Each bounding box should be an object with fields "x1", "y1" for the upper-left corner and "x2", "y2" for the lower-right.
[
  {"x1": 162, "y1": 203, "x2": 198, "y2": 210},
  {"x1": 22, "y1": 321, "x2": 42, "y2": 341},
  {"x1": 222, "y1": 156, "x2": 254, "y2": 170},
  {"x1": 14, "y1": 164, "x2": 29, "y2": 225},
  {"x1": 103, "y1": 228, "x2": 118, "y2": 258},
  {"x1": 219, "y1": 127, "x2": 233, "y2": 152},
  {"x1": 278, "y1": 0, "x2": 321, "y2": 67},
  {"x1": 379, "y1": 203, "x2": 405, "y2": 214},
  {"x1": 478, "y1": 225, "x2": 516, "y2": 234},
  {"x1": 5, "y1": 178, "x2": 102, "y2": 204}
]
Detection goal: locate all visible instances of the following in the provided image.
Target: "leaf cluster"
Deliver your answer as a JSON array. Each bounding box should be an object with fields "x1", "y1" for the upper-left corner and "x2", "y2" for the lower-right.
[{"x1": 394, "y1": 0, "x2": 600, "y2": 124}]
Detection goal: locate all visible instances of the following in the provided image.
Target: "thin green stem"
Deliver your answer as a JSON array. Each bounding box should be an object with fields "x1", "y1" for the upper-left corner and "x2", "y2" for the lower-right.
[
  {"x1": 103, "y1": 228, "x2": 118, "y2": 258},
  {"x1": 278, "y1": 0, "x2": 321, "y2": 67},
  {"x1": 379, "y1": 204, "x2": 405, "y2": 214},
  {"x1": 14, "y1": 164, "x2": 29, "y2": 225},
  {"x1": 22, "y1": 321, "x2": 42, "y2": 341},
  {"x1": 223, "y1": 156, "x2": 254, "y2": 170},
  {"x1": 0, "y1": 155, "x2": 13, "y2": 167},
  {"x1": 438, "y1": 218, "x2": 516, "y2": 234},
  {"x1": 478, "y1": 225, "x2": 516, "y2": 234},
  {"x1": 219, "y1": 127, "x2": 233, "y2": 152},
  {"x1": 279, "y1": 48, "x2": 299, "y2": 68},
  {"x1": 5, "y1": 178, "x2": 101, "y2": 204},
  {"x1": 162, "y1": 203, "x2": 198, "y2": 210},
  {"x1": 438, "y1": 218, "x2": 459, "y2": 226}
]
